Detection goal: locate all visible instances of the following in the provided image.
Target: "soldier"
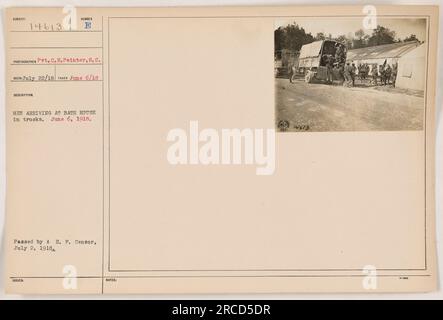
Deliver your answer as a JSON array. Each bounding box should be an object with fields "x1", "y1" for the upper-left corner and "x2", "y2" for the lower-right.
[
  {"x1": 364, "y1": 63, "x2": 370, "y2": 80},
  {"x1": 343, "y1": 62, "x2": 352, "y2": 87},
  {"x1": 350, "y1": 62, "x2": 356, "y2": 87},
  {"x1": 391, "y1": 62, "x2": 398, "y2": 87},
  {"x1": 289, "y1": 65, "x2": 297, "y2": 83},
  {"x1": 326, "y1": 54, "x2": 334, "y2": 84},
  {"x1": 384, "y1": 64, "x2": 392, "y2": 85},
  {"x1": 361, "y1": 63, "x2": 369, "y2": 81},
  {"x1": 335, "y1": 44, "x2": 346, "y2": 66},
  {"x1": 370, "y1": 64, "x2": 378, "y2": 85},
  {"x1": 379, "y1": 63, "x2": 386, "y2": 85},
  {"x1": 335, "y1": 61, "x2": 345, "y2": 85},
  {"x1": 357, "y1": 63, "x2": 364, "y2": 81}
]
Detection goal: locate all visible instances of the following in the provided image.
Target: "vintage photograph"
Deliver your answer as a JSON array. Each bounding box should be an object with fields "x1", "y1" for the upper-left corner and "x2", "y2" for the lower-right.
[{"x1": 274, "y1": 18, "x2": 427, "y2": 132}]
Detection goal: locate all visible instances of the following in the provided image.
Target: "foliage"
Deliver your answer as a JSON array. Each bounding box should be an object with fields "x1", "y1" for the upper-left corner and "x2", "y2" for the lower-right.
[
  {"x1": 367, "y1": 25, "x2": 396, "y2": 46},
  {"x1": 274, "y1": 23, "x2": 314, "y2": 53},
  {"x1": 274, "y1": 23, "x2": 415, "y2": 54}
]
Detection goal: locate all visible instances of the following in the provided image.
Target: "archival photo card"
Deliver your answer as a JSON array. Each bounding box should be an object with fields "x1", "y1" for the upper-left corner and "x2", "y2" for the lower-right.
[{"x1": 3, "y1": 5, "x2": 439, "y2": 294}]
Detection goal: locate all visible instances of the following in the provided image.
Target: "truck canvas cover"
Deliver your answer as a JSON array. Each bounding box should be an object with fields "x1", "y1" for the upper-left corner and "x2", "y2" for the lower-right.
[{"x1": 299, "y1": 40, "x2": 323, "y2": 59}]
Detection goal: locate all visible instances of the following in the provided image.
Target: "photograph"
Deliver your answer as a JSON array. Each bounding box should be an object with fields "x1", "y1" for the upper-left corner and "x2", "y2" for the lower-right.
[{"x1": 274, "y1": 17, "x2": 427, "y2": 132}]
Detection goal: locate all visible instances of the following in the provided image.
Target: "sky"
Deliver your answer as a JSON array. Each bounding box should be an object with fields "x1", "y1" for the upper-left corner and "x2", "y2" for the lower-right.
[{"x1": 274, "y1": 17, "x2": 427, "y2": 42}]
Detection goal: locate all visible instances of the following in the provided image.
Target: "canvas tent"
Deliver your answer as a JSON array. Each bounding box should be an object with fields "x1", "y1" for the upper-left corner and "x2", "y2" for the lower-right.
[
  {"x1": 395, "y1": 43, "x2": 426, "y2": 91},
  {"x1": 346, "y1": 41, "x2": 420, "y2": 66}
]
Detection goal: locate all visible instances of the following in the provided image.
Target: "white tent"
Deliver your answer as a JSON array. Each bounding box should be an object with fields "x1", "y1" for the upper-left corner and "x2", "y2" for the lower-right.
[
  {"x1": 395, "y1": 43, "x2": 426, "y2": 91},
  {"x1": 347, "y1": 41, "x2": 420, "y2": 67}
]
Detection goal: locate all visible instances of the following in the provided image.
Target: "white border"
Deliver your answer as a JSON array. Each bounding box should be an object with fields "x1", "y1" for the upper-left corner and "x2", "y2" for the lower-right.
[{"x1": 0, "y1": 0, "x2": 441, "y2": 300}]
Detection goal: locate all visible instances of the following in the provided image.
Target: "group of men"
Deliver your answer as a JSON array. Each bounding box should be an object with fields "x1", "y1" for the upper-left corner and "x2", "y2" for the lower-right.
[
  {"x1": 323, "y1": 42, "x2": 400, "y2": 87},
  {"x1": 331, "y1": 59, "x2": 398, "y2": 87},
  {"x1": 357, "y1": 63, "x2": 370, "y2": 80},
  {"x1": 376, "y1": 62, "x2": 398, "y2": 86},
  {"x1": 291, "y1": 42, "x2": 399, "y2": 87},
  {"x1": 343, "y1": 62, "x2": 357, "y2": 87},
  {"x1": 323, "y1": 43, "x2": 346, "y2": 84},
  {"x1": 322, "y1": 46, "x2": 355, "y2": 87},
  {"x1": 356, "y1": 62, "x2": 398, "y2": 86}
]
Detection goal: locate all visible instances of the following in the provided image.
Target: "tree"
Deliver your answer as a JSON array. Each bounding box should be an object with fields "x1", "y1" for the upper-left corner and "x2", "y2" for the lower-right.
[
  {"x1": 283, "y1": 24, "x2": 314, "y2": 51},
  {"x1": 274, "y1": 23, "x2": 314, "y2": 53},
  {"x1": 274, "y1": 22, "x2": 401, "y2": 54},
  {"x1": 274, "y1": 27, "x2": 285, "y2": 54},
  {"x1": 335, "y1": 34, "x2": 353, "y2": 49},
  {"x1": 368, "y1": 25, "x2": 396, "y2": 46},
  {"x1": 352, "y1": 29, "x2": 367, "y2": 48},
  {"x1": 403, "y1": 34, "x2": 418, "y2": 42},
  {"x1": 315, "y1": 32, "x2": 325, "y2": 40},
  {"x1": 355, "y1": 29, "x2": 365, "y2": 40}
]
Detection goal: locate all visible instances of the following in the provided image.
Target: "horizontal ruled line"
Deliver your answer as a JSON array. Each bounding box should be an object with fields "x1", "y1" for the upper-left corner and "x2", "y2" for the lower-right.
[
  {"x1": 10, "y1": 276, "x2": 102, "y2": 279},
  {"x1": 11, "y1": 80, "x2": 103, "y2": 82},
  {"x1": 10, "y1": 46, "x2": 102, "y2": 49},
  {"x1": 107, "y1": 14, "x2": 430, "y2": 19},
  {"x1": 10, "y1": 274, "x2": 432, "y2": 279},
  {"x1": 11, "y1": 63, "x2": 103, "y2": 66},
  {"x1": 10, "y1": 30, "x2": 102, "y2": 33}
]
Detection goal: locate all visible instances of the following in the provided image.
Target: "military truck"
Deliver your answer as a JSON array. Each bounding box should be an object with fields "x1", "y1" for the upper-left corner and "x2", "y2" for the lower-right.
[
  {"x1": 275, "y1": 49, "x2": 299, "y2": 77},
  {"x1": 297, "y1": 39, "x2": 346, "y2": 83}
]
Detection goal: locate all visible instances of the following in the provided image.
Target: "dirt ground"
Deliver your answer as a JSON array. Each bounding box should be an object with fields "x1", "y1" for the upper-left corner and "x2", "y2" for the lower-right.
[{"x1": 275, "y1": 76, "x2": 424, "y2": 132}]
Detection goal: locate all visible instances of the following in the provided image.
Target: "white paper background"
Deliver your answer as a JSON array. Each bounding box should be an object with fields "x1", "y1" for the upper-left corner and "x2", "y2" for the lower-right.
[{"x1": 0, "y1": 0, "x2": 441, "y2": 299}]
